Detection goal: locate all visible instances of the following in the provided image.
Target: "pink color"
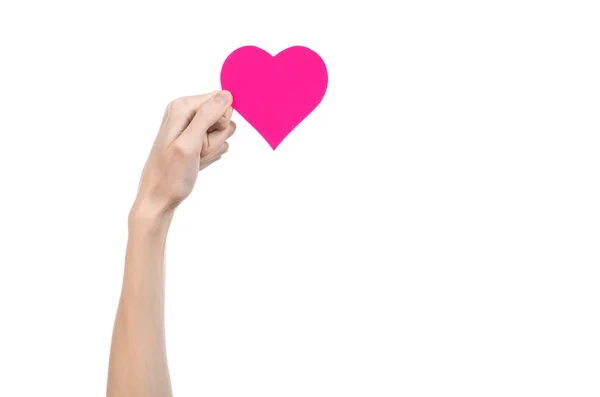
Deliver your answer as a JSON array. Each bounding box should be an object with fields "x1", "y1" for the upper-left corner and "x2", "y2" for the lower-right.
[{"x1": 220, "y1": 46, "x2": 328, "y2": 149}]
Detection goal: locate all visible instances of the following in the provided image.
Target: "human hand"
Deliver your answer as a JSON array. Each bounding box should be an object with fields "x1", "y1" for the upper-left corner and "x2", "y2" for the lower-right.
[{"x1": 132, "y1": 90, "x2": 236, "y2": 220}]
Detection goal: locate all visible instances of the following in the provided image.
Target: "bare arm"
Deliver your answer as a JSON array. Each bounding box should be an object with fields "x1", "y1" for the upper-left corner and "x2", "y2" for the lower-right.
[
  {"x1": 107, "y1": 91, "x2": 235, "y2": 397},
  {"x1": 107, "y1": 207, "x2": 173, "y2": 396}
]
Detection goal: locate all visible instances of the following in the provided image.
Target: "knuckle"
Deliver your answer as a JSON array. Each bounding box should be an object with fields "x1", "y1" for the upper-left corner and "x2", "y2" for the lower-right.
[
  {"x1": 218, "y1": 121, "x2": 229, "y2": 131},
  {"x1": 166, "y1": 97, "x2": 189, "y2": 116},
  {"x1": 172, "y1": 141, "x2": 195, "y2": 157},
  {"x1": 200, "y1": 140, "x2": 211, "y2": 157},
  {"x1": 212, "y1": 118, "x2": 225, "y2": 131}
]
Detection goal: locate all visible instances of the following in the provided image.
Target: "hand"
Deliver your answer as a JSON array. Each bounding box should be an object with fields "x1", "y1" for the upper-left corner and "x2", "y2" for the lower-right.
[{"x1": 132, "y1": 90, "x2": 236, "y2": 220}]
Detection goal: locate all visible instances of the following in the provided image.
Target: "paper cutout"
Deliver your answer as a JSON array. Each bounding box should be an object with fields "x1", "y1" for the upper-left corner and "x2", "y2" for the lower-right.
[{"x1": 220, "y1": 46, "x2": 328, "y2": 150}]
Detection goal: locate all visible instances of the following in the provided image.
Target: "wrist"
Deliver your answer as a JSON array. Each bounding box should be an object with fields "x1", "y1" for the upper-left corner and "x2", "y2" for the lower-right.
[{"x1": 128, "y1": 197, "x2": 174, "y2": 235}]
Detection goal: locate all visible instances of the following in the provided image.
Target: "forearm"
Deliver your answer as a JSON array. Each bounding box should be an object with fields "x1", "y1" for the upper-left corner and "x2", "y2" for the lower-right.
[
  {"x1": 107, "y1": 204, "x2": 174, "y2": 397},
  {"x1": 106, "y1": 90, "x2": 233, "y2": 396}
]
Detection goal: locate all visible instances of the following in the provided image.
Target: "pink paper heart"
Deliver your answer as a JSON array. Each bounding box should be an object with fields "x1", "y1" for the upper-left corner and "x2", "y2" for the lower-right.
[{"x1": 220, "y1": 46, "x2": 328, "y2": 150}]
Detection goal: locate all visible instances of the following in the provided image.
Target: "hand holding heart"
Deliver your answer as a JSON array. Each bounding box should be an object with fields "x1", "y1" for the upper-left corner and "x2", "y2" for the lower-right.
[
  {"x1": 131, "y1": 90, "x2": 236, "y2": 220},
  {"x1": 129, "y1": 45, "x2": 326, "y2": 222}
]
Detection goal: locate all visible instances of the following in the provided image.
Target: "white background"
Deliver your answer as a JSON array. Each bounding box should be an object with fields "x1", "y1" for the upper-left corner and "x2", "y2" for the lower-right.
[{"x1": 1, "y1": 0, "x2": 599, "y2": 396}]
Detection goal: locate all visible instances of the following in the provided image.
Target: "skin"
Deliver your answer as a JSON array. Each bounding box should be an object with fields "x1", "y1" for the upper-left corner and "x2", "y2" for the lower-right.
[{"x1": 106, "y1": 90, "x2": 236, "y2": 397}]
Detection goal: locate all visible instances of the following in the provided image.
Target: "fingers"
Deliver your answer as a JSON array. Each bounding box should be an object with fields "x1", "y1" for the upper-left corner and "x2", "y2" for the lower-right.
[
  {"x1": 208, "y1": 106, "x2": 233, "y2": 133},
  {"x1": 177, "y1": 90, "x2": 232, "y2": 153},
  {"x1": 202, "y1": 121, "x2": 236, "y2": 157},
  {"x1": 199, "y1": 155, "x2": 222, "y2": 171},
  {"x1": 160, "y1": 91, "x2": 219, "y2": 139},
  {"x1": 200, "y1": 142, "x2": 229, "y2": 167},
  {"x1": 199, "y1": 141, "x2": 228, "y2": 171}
]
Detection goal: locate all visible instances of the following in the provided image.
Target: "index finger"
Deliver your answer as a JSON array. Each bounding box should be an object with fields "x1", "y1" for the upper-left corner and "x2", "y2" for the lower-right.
[
  {"x1": 160, "y1": 91, "x2": 221, "y2": 141},
  {"x1": 177, "y1": 91, "x2": 233, "y2": 152},
  {"x1": 208, "y1": 106, "x2": 233, "y2": 133}
]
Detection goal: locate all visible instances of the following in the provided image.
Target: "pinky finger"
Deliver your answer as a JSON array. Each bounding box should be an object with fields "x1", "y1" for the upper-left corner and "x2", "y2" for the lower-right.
[{"x1": 199, "y1": 155, "x2": 222, "y2": 171}]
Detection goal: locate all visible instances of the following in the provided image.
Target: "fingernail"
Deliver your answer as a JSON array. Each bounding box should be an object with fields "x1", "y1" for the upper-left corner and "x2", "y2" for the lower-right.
[{"x1": 215, "y1": 91, "x2": 231, "y2": 104}]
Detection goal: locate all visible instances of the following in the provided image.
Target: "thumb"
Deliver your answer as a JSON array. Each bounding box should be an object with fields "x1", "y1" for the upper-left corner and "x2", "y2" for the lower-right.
[{"x1": 177, "y1": 90, "x2": 232, "y2": 152}]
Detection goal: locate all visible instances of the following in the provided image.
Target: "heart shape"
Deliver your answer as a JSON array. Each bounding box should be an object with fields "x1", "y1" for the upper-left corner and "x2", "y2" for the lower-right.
[{"x1": 220, "y1": 46, "x2": 328, "y2": 150}]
